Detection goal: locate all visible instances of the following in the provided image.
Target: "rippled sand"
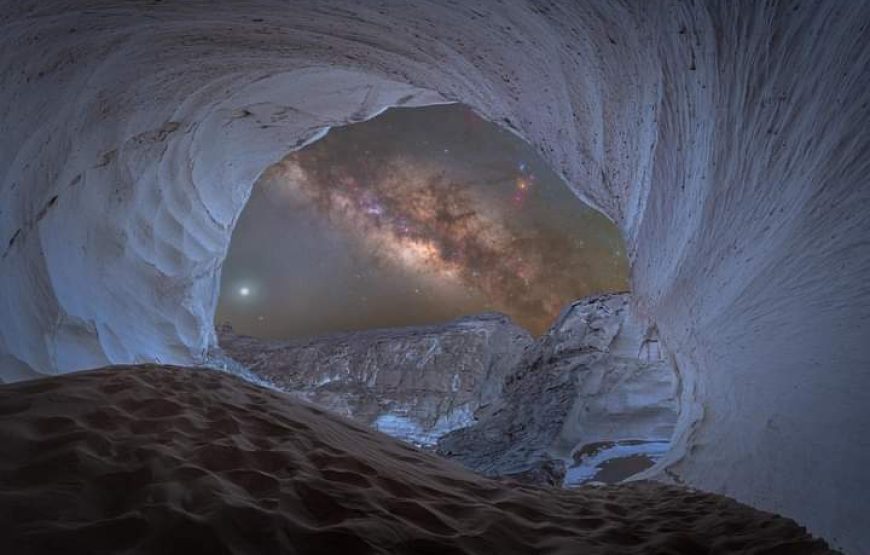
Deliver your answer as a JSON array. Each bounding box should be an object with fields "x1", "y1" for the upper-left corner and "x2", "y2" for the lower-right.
[{"x1": 0, "y1": 365, "x2": 837, "y2": 554}]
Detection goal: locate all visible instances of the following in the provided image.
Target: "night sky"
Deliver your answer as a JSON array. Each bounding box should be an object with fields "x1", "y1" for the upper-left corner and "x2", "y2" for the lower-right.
[{"x1": 216, "y1": 104, "x2": 628, "y2": 338}]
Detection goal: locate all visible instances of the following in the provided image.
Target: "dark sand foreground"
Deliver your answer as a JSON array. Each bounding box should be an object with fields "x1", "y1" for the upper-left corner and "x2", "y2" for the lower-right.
[{"x1": 0, "y1": 365, "x2": 837, "y2": 554}]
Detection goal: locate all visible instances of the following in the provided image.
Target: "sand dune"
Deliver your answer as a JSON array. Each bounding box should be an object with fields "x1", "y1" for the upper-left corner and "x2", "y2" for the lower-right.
[{"x1": 0, "y1": 365, "x2": 836, "y2": 554}]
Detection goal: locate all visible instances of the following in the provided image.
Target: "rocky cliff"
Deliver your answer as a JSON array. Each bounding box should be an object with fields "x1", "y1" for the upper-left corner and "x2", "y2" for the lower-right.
[
  {"x1": 217, "y1": 313, "x2": 533, "y2": 446},
  {"x1": 218, "y1": 293, "x2": 678, "y2": 488},
  {"x1": 437, "y1": 293, "x2": 678, "y2": 486}
]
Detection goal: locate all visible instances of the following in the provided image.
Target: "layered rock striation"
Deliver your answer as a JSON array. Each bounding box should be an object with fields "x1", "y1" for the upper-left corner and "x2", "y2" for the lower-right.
[
  {"x1": 1, "y1": 2, "x2": 868, "y2": 550},
  {"x1": 437, "y1": 293, "x2": 678, "y2": 486},
  {"x1": 217, "y1": 314, "x2": 533, "y2": 446},
  {"x1": 217, "y1": 293, "x2": 678, "y2": 488}
]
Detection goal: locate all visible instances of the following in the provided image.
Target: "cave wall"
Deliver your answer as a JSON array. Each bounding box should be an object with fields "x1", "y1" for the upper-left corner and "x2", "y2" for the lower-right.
[{"x1": 1, "y1": 1, "x2": 868, "y2": 551}]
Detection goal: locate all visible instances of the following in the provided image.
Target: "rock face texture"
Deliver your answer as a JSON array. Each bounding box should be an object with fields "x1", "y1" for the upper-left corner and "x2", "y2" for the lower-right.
[
  {"x1": 218, "y1": 294, "x2": 676, "y2": 486},
  {"x1": 437, "y1": 294, "x2": 678, "y2": 486},
  {"x1": 1, "y1": 2, "x2": 869, "y2": 551},
  {"x1": 217, "y1": 315, "x2": 533, "y2": 446}
]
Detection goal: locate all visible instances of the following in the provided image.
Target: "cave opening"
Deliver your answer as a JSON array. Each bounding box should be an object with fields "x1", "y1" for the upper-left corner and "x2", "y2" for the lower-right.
[{"x1": 212, "y1": 103, "x2": 677, "y2": 488}]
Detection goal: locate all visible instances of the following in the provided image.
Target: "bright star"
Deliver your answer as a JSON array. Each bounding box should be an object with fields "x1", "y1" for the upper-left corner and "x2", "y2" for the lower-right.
[{"x1": 239, "y1": 286, "x2": 250, "y2": 297}]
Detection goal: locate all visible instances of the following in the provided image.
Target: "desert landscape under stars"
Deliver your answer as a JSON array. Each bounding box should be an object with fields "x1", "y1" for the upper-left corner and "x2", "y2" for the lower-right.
[{"x1": 217, "y1": 104, "x2": 628, "y2": 338}]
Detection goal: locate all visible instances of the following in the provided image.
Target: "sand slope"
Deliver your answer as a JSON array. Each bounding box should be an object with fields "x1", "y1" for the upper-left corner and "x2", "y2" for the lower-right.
[{"x1": 0, "y1": 365, "x2": 836, "y2": 554}]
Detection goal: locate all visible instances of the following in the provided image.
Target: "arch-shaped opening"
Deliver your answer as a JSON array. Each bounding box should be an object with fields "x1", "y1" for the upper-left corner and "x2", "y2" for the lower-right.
[
  {"x1": 211, "y1": 103, "x2": 678, "y2": 484},
  {"x1": 216, "y1": 103, "x2": 629, "y2": 339}
]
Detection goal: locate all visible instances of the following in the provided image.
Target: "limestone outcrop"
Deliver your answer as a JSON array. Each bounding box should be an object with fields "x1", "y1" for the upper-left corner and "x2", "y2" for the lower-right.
[
  {"x1": 217, "y1": 314, "x2": 533, "y2": 446},
  {"x1": 437, "y1": 293, "x2": 678, "y2": 486},
  {"x1": 218, "y1": 294, "x2": 677, "y2": 487},
  {"x1": 1, "y1": 2, "x2": 868, "y2": 550}
]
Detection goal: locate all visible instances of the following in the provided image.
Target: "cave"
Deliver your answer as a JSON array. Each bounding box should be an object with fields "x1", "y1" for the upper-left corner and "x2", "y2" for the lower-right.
[{"x1": 1, "y1": 2, "x2": 868, "y2": 554}]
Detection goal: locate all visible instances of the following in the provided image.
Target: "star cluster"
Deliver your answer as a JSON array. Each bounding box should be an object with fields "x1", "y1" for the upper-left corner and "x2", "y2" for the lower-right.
[{"x1": 217, "y1": 104, "x2": 628, "y2": 338}]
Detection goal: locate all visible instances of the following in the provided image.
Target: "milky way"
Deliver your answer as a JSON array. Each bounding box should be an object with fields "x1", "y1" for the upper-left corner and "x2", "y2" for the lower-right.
[{"x1": 217, "y1": 104, "x2": 628, "y2": 337}]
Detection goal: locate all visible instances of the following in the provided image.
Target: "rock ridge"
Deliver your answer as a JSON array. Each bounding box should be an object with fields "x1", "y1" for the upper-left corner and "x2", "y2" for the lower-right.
[
  {"x1": 437, "y1": 293, "x2": 679, "y2": 487},
  {"x1": 218, "y1": 312, "x2": 534, "y2": 447}
]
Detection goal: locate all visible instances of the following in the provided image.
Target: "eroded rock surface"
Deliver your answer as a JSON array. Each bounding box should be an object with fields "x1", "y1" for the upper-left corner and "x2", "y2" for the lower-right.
[
  {"x1": 219, "y1": 292, "x2": 679, "y2": 487},
  {"x1": 437, "y1": 293, "x2": 678, "y2": 486},
  {"x1": 217, "y1": 314, "x2": 532, "y2": 446},
  {"x1": 2, "y1": 2, "x2": 868, "y2": 549}
]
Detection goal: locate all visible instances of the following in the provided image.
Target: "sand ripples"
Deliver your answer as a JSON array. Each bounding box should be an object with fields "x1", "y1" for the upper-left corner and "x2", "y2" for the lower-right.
[{"x1": 0, "y1": 365, "x2": 836, "y2": 554}]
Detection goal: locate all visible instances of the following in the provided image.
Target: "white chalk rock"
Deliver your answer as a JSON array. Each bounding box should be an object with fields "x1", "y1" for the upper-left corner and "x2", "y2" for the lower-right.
[
  {"x1": 216, "y1": 314, "x2": 533, "y2": 447},
  {"x1": 0, "y1": 2, "x2": 868, "y2": 551}
]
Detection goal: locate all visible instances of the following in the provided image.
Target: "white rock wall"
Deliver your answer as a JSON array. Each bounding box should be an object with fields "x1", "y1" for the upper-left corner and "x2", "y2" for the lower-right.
[
  {"x1": 217, "y1": 313, "x2": 534, "y2": 446},
  {"x1": 1, "y1": 1, "x2": 868, "y2": 551}
]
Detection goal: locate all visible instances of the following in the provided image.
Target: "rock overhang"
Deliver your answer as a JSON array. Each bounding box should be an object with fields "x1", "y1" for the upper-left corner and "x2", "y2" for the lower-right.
[{"x1": 0, "y1": 2, "x2": 868, "y2": 552}]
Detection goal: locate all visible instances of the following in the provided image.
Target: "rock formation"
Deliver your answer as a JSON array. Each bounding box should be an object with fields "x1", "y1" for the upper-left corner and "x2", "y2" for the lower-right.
[
  {"x1": 217, "y1": 314, "x2": 532, "y2": 446},
  {"x1": 437, "y1": 293, "x2": 678, "y2": 486},
  {"x1": 1, "y1": 2, "x2": 868, "y2": 550},
  {"x1": 216, "y1": 293, "x2": 678, "y2": 488}
]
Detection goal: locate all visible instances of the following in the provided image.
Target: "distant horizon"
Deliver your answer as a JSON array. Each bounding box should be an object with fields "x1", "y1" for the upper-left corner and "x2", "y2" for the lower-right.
[{"x1": 216, "y1": 286, "x2": 635, "y2": 343}]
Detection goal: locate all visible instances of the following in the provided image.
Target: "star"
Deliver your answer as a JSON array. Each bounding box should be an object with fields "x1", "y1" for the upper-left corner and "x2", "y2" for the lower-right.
[{"x1": 217, "y1": 103, "x2": 630, "y2": 339}]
